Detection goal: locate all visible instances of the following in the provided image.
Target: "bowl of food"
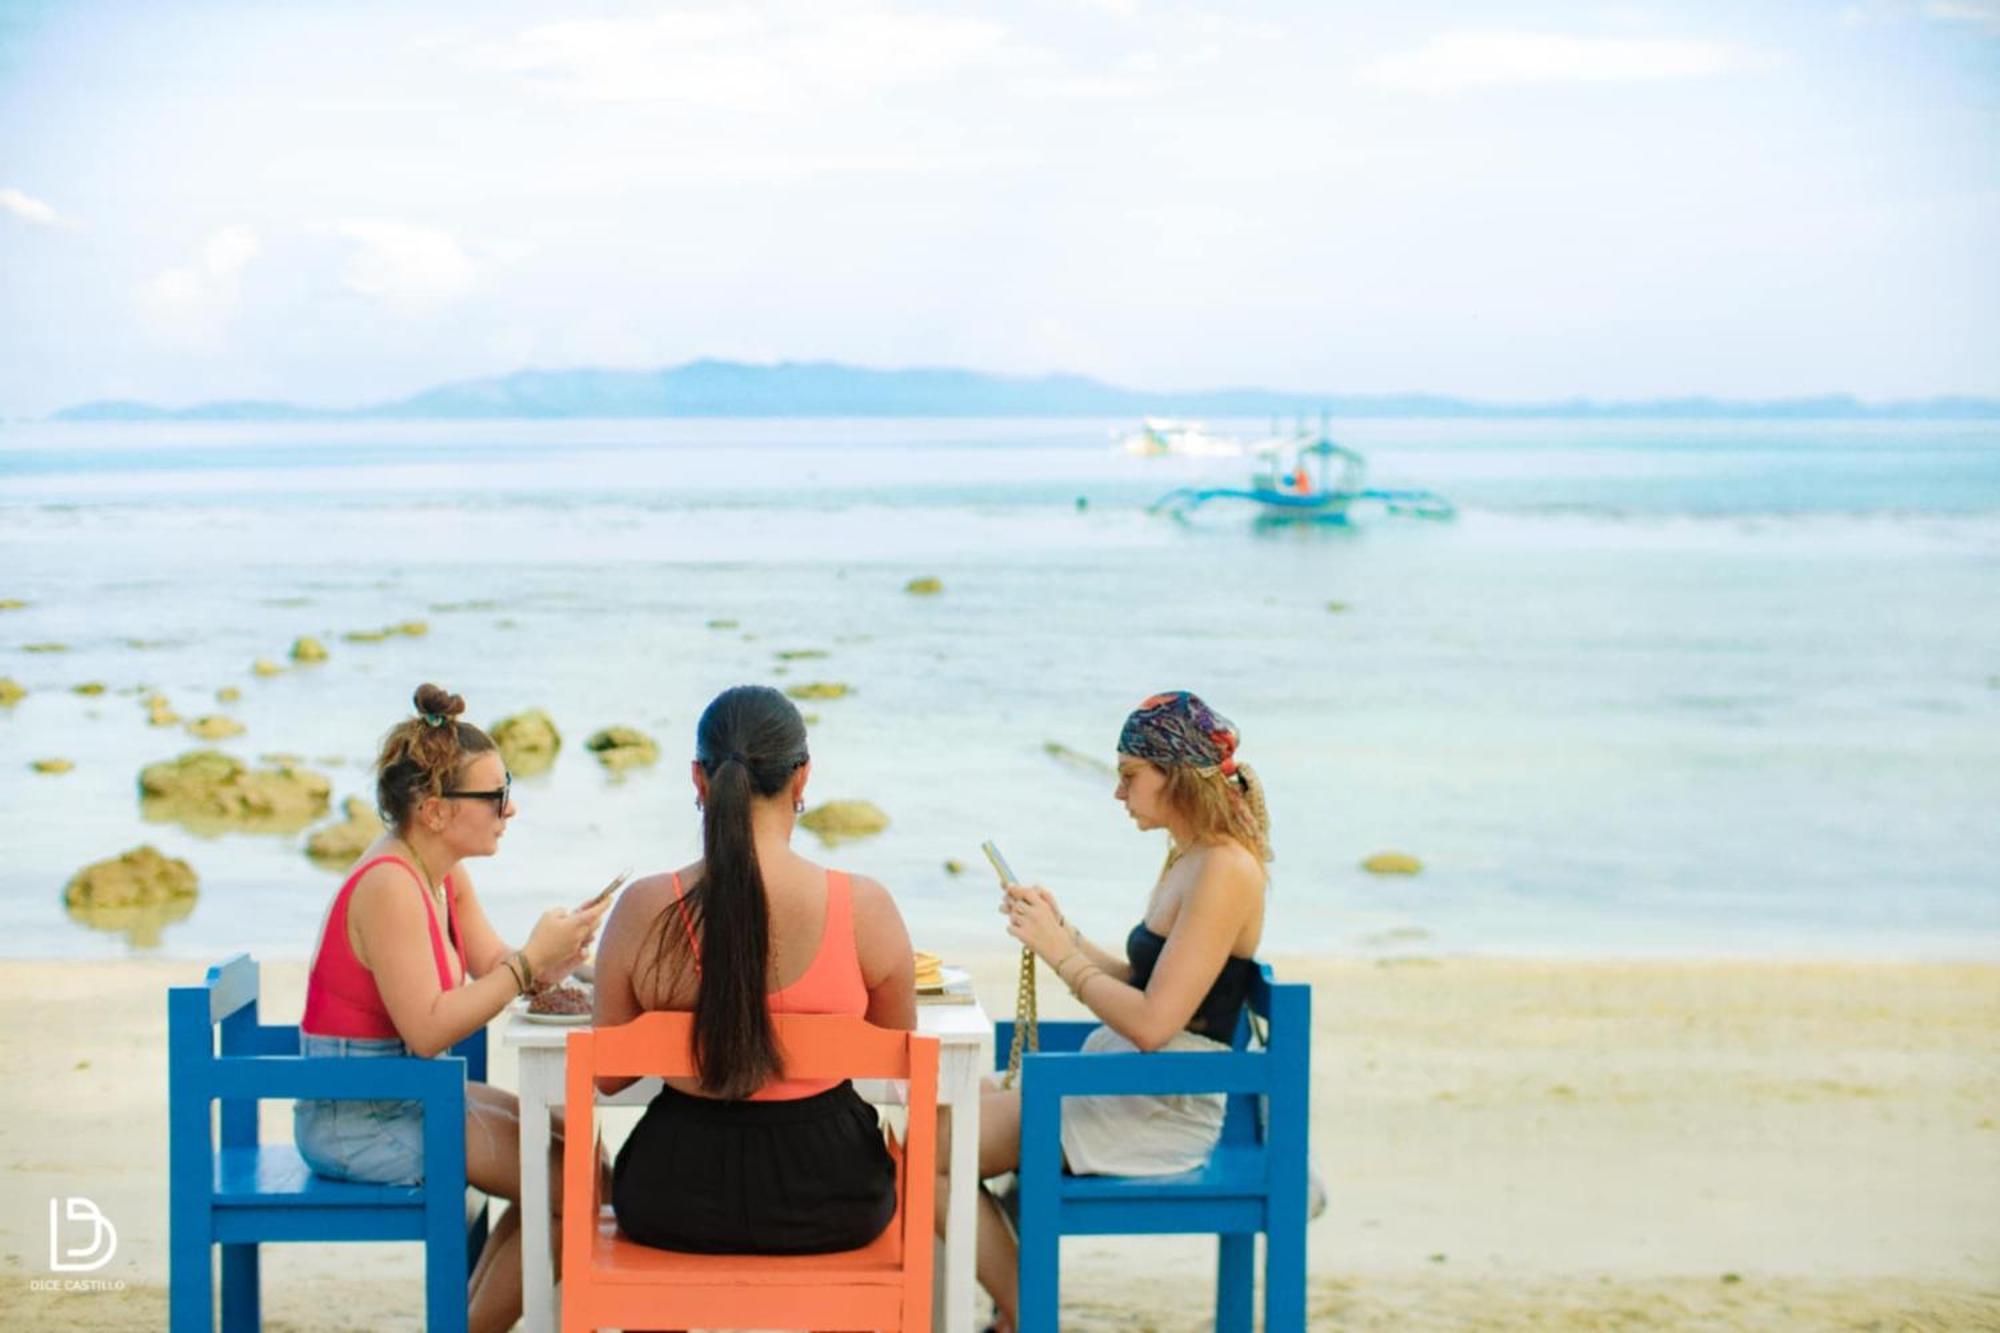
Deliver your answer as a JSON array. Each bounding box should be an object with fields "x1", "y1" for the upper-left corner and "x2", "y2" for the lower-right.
[{"x1": 522, "y1": 983, "x2": 593, "y2": 1024}]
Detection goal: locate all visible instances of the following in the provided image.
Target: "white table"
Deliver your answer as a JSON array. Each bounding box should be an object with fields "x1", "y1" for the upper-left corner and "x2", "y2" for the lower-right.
[{"x1": 504, "y1": 998, "x2": 994, "y2": 1333}]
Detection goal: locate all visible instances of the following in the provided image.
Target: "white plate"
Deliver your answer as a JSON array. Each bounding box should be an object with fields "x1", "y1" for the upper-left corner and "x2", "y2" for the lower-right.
[{"x1": 917, "y1": 965, "x2": 971, "y2": 994}]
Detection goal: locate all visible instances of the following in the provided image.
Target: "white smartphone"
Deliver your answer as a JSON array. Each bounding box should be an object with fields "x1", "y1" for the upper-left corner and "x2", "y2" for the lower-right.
[{"x1": 980, "y1": 840, "x2": 1018, "y2": 886}]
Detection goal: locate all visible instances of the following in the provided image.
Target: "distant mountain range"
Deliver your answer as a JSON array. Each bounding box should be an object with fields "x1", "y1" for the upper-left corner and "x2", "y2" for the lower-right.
[{"x1": 49, "y1": 360, "x2": 2000, "y2": 421}]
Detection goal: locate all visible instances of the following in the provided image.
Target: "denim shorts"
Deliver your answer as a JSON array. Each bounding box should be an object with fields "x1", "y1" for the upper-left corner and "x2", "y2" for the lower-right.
[{"x1": 293, "y1": 1033, "x2": 427, "y2": 1187}]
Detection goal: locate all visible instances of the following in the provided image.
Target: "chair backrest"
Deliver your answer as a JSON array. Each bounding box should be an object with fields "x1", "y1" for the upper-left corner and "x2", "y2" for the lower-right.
[
  {"x1": 564, "y1": 1010, "x2": 939, "y2": 1306},
  {"x1": 169, "y1": 954, "x2": 285, "y2": 1150},
  {"x1": 168, "y1": 953, "x2": 486, "y2": 1149}
]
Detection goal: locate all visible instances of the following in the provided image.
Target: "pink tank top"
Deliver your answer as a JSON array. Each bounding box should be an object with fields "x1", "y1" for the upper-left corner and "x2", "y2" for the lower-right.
[
  {"x1": 665, "y1": 869, "x2": 868, "y2": 1100},
  {"x1": 302, "y1": 855, "x2": 464, "y2": 1040}
]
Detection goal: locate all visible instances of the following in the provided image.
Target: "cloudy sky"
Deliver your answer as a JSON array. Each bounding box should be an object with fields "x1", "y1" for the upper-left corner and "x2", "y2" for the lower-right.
[{"x1": 1, "y1": 0, "x2": 1995, "y2": 416}]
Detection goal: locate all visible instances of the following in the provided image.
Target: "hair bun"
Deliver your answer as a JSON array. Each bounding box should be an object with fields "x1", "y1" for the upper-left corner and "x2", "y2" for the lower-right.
[{"x1": 412, "y1": 683, "x2": 466, "y2": 720}]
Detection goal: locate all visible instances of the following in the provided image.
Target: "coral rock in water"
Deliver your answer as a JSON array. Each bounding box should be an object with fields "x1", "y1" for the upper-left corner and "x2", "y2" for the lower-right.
[
  {"x1": 306, "y1": 797, "x2": 387, "y2": 865},
  {"x1": 0, "y1": 678, "x2": 24, "y2": 707},
  {"x1": 186, "y1": 715, "x2": 247, "y2": 740},
  {"x1": 65, "y1": 844, "x2": 198, "y2": 909},
  {"x1": 32, "y1": 758, "x2": 74, "y2": 774},
  {"x1": 139, "y1": 750, "x2": 332, "y2": 835},
  {"x1": 585, "y1": 727, "x2": 660, "y2": 770},
  {"x1": 785, "y1": 681, "x2": 851, "y2": 701},
  {"x1": 291, "y1": 636, "x2": 329, "y2": 663},
  {"x1": 491, "y1": 709, "x2": 562, "y2": 776},
  {"x1": 63, "y1": 844, "x2": 199, "y2": 948},
  {"x1": 251, "y1": 658, "x2": 286, "y2": 677},
  {"x1": 1361, "y1": 851, "x2": 1424, "y2": 876},
  {"x1": 904, "y1": 576, "x2": 944, "y2": 595},
  {"x1": 798, "y1": 800, "x2": 890, "y2": 847}
]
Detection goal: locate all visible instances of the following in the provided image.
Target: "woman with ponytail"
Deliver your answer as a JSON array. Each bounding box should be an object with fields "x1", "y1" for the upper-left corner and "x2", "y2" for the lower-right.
[
  {"x1": 591, "y1": 684, "x2": 918, "y2": 1254},
  {"x1": 967, "y1": 690, "x2": 1272, "y2": 1333},
  {"x1": 295, "y1": 684, "x2": 611, "y2": 1333}
]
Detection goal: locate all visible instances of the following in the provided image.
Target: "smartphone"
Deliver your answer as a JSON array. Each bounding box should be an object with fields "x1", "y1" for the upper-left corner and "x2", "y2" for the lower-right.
[
  {"x1": 580, "y1": 869, "x2": 631, "y2": 913},
  {"x1": 979, "y1": 841, "x2": 1018, "y2": 886}
]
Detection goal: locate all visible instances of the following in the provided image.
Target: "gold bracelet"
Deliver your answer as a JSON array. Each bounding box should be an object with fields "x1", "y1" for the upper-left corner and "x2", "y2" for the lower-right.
[
  {"x1": 515, "y1": 950, "x2": 537, "y2": 993},
  {"x1": 1051, "y1": 949, "x2": 1082, "y2": 979},
  {"x1": 502, "y1": 955, "x2": 527, "y2": 996},
  {"x1": 1066, "y1": 963, "x2": 1103, "y2": 1000}
]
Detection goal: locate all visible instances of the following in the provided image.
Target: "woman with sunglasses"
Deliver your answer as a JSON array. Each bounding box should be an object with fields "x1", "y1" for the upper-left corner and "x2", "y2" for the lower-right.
[{"x1": 295, "y1": 683, "x2": 609, "y2": 1333}]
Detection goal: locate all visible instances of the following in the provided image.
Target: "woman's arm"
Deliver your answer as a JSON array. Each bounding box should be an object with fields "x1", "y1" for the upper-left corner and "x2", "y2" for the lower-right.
[
  {"x1": 997, "y1": 883, "x2": 1133, "y2": 983},
  {"x1": 350, "y1": 865, "x2": 526, "y2": 1058},
  {"x1": 1068, "y1": 921, "x2": 1133, "y2": 983},
  {"x1": 1006, "y1": 847, "x2": 1260, "y2": 1052},
  {"x1": 589, "y1": 875, "x2": 663, "y2": 1094},
  {"x1": 851, "y1": 874, "x2": 916, "y2": 1031}
]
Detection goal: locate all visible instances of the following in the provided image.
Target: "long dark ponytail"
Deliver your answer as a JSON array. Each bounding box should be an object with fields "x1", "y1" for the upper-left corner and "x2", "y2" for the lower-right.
[{"x1": 648, "y1": 685, "x2": 809, "y2": 1098}]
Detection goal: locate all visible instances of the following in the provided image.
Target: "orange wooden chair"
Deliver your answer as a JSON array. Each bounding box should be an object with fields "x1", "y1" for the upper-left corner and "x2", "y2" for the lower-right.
[{"x1": 562, "y1": 1011, "x2": 938, "y2": 1332}]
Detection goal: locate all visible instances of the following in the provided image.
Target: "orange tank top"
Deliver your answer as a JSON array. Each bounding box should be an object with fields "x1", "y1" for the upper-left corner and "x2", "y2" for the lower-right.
[{"x1": 666, "y1": 869, "x2": 867, "y2": 1100}]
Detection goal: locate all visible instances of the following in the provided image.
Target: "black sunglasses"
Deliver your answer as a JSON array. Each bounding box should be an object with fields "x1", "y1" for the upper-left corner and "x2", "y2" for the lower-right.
[{"x1": 442, "y1": 771, "x2": 512, "y2": 814}]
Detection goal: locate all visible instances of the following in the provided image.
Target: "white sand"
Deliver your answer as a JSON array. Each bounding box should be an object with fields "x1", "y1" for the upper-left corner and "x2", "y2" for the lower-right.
[{"x1": 2, "y1": 955, "x2": 1996, "y2": 1330}]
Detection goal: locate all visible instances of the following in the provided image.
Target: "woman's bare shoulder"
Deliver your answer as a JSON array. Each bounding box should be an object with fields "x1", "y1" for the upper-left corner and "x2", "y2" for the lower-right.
[
  {"x1": 844, "y1": 872, "x2": 905, "y2": 918},
  {"x1": 347, "y1": 856, "x2": 423, "y2": 911},
  {"x1": 1197, "y1": 838, "x2": 1263, "y2": 881}
]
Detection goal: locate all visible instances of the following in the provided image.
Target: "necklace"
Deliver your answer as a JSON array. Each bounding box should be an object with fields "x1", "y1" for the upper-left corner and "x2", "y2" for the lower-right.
[{"x1": 402, "y1": 838, "x2": 446, "y2": 909}]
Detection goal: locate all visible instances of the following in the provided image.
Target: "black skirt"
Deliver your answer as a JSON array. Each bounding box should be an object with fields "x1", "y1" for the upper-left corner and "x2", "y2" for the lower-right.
[{"x1": 611, "y1": 1079, "x2": 899, "y2": 1255}]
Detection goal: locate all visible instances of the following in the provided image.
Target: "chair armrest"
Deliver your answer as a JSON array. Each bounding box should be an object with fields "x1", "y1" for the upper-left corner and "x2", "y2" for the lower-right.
[
  {"x1": 993, "y1": 1020, "x2": 1097, "y2": 1069},
  {"x1": 1016, "y1": 1050, "x2": 1269, "y2": 1101},
  {"x1": 204, "y1": 1053, "x2": 472, "y2": 1105}
]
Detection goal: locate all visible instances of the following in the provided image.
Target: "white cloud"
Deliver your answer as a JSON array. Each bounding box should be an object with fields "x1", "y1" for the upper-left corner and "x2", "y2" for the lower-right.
[
  {"x1": 461, "y1": 4, "x2": 1008, "y2": 109},
  {"x1": 1368, "y1": 30, "x2": 1760, "y2": 94},
  {"x1": 1, "y1": 186, "x2": 63, "y2": 227},
  {"x1": 137, "y1": 224, "x2": 260, "y2": 347},
  {"x1": 320, "y1": 219, "x2": 479, "y2": 316},
  {"x1": 1842, "y1": 0, "x2": 2000, "y2": 30},
  {"x1": 1922, "y1": 1, "x2": 2000, "y2": 32}
]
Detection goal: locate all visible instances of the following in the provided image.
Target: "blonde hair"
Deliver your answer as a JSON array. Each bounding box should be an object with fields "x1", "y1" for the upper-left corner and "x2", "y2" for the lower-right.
[{"x1": 1158, "y1": 760, "x2": 1272, "y2": 864}]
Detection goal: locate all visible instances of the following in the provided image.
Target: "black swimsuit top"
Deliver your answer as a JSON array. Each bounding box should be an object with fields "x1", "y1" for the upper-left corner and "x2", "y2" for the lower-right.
[{"x1": 1125, "y1": 923, "x2": 1259, "y2": 1040}]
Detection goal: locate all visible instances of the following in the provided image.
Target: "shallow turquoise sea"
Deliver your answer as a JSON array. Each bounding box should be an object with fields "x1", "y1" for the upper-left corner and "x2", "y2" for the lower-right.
[{"x1": 2, "y1": 416, "x2": 1996, "y2": 961}]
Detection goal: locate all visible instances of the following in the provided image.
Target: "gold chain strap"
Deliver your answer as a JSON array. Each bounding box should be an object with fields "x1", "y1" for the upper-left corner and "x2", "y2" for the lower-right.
[{"x1": 1002, "y1": 945, "x2": 1039, "y2": 1088}]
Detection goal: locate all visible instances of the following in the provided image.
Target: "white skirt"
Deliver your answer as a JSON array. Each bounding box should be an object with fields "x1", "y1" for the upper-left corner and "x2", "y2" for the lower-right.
[{"x1": 1058, "y1": 1025, "x2": 1230, "y2": 1177}]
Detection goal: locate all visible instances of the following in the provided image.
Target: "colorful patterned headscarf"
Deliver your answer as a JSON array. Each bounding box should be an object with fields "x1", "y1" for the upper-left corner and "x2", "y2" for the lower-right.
[{"x1": 1118, "y1": 691, "x2": 1240, "y2": 777}]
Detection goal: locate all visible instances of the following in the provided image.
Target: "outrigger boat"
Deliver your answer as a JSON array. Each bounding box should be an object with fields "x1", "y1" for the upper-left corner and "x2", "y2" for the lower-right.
[{"x1": 1147, "y1": 427, "x2": 1455, "y2": 525}]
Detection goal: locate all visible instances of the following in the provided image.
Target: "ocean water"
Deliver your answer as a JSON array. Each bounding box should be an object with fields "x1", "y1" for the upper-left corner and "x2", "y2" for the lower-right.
[{"x1": 2, "y1": 416, "x2": 1996, "y2": 962}]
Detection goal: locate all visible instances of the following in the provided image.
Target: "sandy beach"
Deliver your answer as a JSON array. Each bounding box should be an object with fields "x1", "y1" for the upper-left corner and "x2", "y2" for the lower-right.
[{"x1": 1, "y1": 954, "x2": 1995, "y2": 1330}]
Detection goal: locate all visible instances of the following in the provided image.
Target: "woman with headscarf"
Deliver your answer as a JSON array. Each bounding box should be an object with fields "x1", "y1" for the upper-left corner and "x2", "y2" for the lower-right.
[{"x1": 967, "y1": 690, "x2": 1272, "y2": 1333}]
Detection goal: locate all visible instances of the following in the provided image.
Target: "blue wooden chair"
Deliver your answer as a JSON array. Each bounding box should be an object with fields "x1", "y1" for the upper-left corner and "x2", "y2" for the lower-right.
[
  {"x1": 168, "y1": 954, "x2": 489, "y2": 1333},
  {"x1": 994, "y1": 965, "x2": 1310, "y2": 1333}
]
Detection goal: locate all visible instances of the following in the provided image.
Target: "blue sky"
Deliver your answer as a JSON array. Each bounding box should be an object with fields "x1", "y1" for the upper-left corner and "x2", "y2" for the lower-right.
[{"x1": 1, "y1": 0, "x2": 1995, "y2": 416}]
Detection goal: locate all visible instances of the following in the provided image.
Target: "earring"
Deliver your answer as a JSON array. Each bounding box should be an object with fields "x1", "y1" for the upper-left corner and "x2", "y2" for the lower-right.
[
  {"x1": 695, "y1": 799, "x2": 704, "y2": 812},
  {"x1": 793, "y1": 800, "x2": 805, "y2": 814}
]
